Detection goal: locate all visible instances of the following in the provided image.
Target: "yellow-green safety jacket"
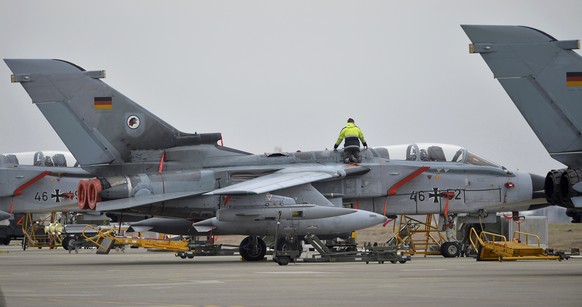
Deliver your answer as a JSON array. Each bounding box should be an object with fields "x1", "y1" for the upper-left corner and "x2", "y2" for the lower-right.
[{"x1": 335, "y1": 123, "x2": 366, "y2": 149}]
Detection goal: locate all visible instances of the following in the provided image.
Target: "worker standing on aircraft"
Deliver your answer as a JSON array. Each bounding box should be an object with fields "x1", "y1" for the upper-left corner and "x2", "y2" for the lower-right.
[{"x1": 334, "y1": 118, "x2": 367, "y2": 163}]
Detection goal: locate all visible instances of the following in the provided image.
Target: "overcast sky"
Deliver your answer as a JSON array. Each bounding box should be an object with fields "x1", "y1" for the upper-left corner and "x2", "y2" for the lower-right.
[{"x1": 0, "y1": 0, "x2": 578, "y2": 176}]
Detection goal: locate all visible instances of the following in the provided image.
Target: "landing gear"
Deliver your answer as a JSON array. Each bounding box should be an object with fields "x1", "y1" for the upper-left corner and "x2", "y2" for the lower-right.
[
  {"x1": 239, "y1": 236, "x2": 266, "y2": 262},
  {"x1": 62, "y1": 236, "x2": 74, "y2": 251},
  {"x1": 440, "y1": 241, "x2": 461, "y2": 258}
]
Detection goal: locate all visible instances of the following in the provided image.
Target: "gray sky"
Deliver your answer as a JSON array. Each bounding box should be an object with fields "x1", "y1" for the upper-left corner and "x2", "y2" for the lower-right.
[{"x1": 0, "y1": 0, "x2": 577, "y2": 176}]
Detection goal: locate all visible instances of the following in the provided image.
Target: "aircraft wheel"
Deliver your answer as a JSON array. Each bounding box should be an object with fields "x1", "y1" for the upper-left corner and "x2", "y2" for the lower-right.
[
  {"x1": 440, "y1": 242, "x2": 461, "y2": 258},
  {"x1": 62, "y1": 236, "x2": 73, "y2": 251},
  {"x1": 1, "y1": 238, "x2": 10, "y2": 245},
  {"x1": 239, "y1": 236, "x2": 266, "y2": 262}
]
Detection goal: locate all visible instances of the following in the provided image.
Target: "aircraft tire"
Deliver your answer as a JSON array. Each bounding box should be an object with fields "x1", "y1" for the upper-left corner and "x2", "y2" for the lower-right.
[
  {"x1": 1, "y1": 238, "x2": 10, "y2": 245},
  {"x1": 239, "y1": 236, "x2": 266, "y2": 262},
  {"x1": 62, "y1": 236, "x2": 73, "y2": 251},
  {"x1": 440, "y1": 242, "x2": 461, "y2": 258}
]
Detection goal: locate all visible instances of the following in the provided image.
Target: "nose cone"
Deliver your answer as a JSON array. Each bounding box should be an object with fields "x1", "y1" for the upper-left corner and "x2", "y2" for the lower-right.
[{"x1": 348, "y1": 210, "x2": 388, "y2": 230}]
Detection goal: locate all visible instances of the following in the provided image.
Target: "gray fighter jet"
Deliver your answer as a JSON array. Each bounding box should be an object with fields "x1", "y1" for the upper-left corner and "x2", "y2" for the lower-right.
[
  {"x1": 463, "y1": 25, "x2": 582, "y2": 223},
  {"x1": 0, "y1": 151, "x2": 89, "y2": 219},
  {"x1": 4, "y1": 59, "x2": 547, "y2": 260}
]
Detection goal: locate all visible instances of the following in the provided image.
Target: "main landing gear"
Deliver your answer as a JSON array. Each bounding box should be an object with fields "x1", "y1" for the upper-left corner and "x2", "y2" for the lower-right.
[{"x1": 239, "y1": 236, "x2": 266, "y2": 261}]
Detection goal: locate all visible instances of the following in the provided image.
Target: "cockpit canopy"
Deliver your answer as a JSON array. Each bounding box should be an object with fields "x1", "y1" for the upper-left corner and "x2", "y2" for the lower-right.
[
  {"x1": 0, "y1": 151, "x2": 78, "y2": 167},
  {"x1": 376, "y1": 143, "x2": 500, "y2": 167}
]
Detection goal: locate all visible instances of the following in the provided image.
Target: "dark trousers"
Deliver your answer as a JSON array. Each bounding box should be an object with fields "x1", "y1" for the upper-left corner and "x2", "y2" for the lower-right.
[{"x1": 343, "y1": 147, "x2": 361, "y2": 163}]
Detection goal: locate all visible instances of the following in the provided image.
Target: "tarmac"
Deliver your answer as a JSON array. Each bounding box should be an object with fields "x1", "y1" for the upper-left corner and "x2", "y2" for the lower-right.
[{"x1": 0, "y1": 245, "x2": 581, "y2": 307}]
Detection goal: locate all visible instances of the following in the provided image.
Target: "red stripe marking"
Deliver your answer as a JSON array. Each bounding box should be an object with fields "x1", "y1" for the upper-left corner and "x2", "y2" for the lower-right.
[
  {"x1": 13, "y1": 171, "x2": 51, "y2": 196},
  {"x1": 387, "y1": 166, "x2": 430, "y2": 196},
  {"x1": 16, "y1": 215, "x2": 24, "y2": 225},
  {"x1": 158, "y1": 151, "x2": 166, "y2": 173}
]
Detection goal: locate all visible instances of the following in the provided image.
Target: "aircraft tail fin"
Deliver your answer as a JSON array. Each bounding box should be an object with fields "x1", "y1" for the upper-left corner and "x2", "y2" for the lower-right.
[
  {"x1": 462, "y1": 25, "x2": 582, "y2": 167},
  {"x1": 4, "y1": 59, "x2": 222, "y2": 166}
]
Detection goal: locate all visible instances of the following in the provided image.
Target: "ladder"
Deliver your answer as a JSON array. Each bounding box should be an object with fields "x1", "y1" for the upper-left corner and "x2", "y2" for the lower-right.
[
  {"x1": 21, "y1": 213, "x2": 62, "y2": 250},
  {"x1": 391, "y1": 214, "x2": 445, "y2": 256}
]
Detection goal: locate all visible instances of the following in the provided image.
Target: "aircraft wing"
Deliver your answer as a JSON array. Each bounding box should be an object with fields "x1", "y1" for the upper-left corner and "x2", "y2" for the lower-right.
[
  {"x1": 95, "y1": 190, "x2": 209, "y2": 212},
  {"x1": 206, "y1": 165, "x2": 369, "y2": 195}
]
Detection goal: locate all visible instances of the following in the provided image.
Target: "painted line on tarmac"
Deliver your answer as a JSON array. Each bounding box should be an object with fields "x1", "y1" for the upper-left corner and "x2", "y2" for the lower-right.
[
  {"x1": 116, "y1": 280, "x2": 224, "y2": 287},
  {"x1": 255, "y1": 271, "x2": 326, "y2": 275},
  {"x1": 400, "y1": 268, "x2": 447, "y2": 272}
]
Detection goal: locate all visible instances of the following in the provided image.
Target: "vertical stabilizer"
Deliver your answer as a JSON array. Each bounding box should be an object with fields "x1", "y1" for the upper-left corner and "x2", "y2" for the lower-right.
[
  {"x1": 4, "y1": 59, "x2": 221, "y2": 166},
  {"x1": 462, "y1": 25, "x2": 582, "y2": 168}
]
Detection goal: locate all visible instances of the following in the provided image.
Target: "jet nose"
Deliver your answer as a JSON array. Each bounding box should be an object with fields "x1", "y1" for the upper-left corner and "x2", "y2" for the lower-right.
[{"x1": 351, "y1": 209, "x2": 388, "y2": 230}]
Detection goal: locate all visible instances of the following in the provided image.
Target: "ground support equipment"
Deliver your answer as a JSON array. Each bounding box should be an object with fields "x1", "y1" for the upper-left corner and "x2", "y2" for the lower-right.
[
  {"x1": 389, "y1": 214, "x2": 461, "y2": 257},
  {"x1": 469, "y1": 228, "x2": 565, "y2": 261},
  {"x1": 21, "y1": 212, "x2": 62, "y2": 250},
  {"x1": 301, "y1": 234, "x2": 410, "y2": 264},
  {"x1": 72, "y1": 225, "x2": 191, "y2": 255}
]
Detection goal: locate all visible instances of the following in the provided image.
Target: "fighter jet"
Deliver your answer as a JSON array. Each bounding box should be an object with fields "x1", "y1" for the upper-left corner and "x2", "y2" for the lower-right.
[
  {"x1": 0, "y1": 151, "x2": 88, "y2": 220},
  {"x1": 4, "y1": 59, "x2": 547, "y2": 260},
  {"x1": 463, "y1": 25, "x2": 582, "y2": 223}
]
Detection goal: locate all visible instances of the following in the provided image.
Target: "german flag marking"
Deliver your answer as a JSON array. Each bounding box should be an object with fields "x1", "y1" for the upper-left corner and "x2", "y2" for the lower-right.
[
  {"x1": 567, "y1": 72, "x2": 582, "y2": 87},
  {"x1": 94, "y1": 97, "x2": 112, "y2": 109}
]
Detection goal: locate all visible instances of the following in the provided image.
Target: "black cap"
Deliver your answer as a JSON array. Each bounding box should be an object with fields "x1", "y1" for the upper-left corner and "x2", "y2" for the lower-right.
[{"x1": 347, "y1": 118, "x2": 354, "y2": 123}]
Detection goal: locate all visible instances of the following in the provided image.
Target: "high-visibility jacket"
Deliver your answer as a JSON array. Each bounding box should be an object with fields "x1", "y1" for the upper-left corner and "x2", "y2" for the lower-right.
[{"x1": 335, "y1": 123, "x2": 366, "y2": 149}]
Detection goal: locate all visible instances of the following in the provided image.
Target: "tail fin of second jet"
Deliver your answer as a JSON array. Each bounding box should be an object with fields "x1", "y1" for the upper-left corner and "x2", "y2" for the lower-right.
[
  {"x1": 462, "y1": 25, "x2": 582, "y2": 168},
  {"x1": 4, "y1": 59, "x2": 222, "y2": 166}
]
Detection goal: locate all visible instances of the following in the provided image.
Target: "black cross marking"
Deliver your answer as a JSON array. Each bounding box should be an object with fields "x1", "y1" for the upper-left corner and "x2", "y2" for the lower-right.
[
  {"x1": 51, "y1": 189, "x2": 65, "y2": 203},
  {"x1": 428, "y1": 188, "x2": 440, "y2": 203}
]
